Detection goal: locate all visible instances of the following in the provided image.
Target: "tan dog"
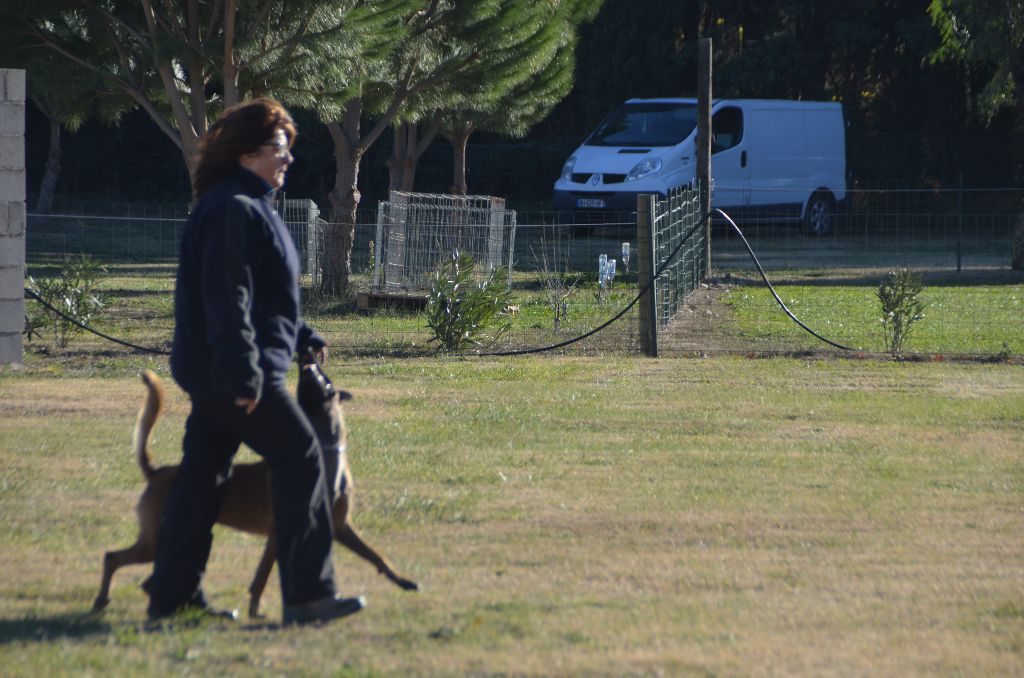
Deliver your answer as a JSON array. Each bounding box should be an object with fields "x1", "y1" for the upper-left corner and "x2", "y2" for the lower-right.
[{"x1": 93, "y1": 361, "x2": 418, "y2": 618}]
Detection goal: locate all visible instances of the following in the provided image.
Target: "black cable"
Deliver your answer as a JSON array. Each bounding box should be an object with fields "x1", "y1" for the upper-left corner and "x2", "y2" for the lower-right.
[
  {"x1": 712, "y1": 208, "x2": 856, "y2": 352},
  {"x1": 23, "y1": 207, "x2": 855, "y2": 358},
  {"x1": 470, "y1": 214, "x2": 709, "y2": 357},
  {"x1": 23, "y1": 287, "x2": 172, "y2": 355}
]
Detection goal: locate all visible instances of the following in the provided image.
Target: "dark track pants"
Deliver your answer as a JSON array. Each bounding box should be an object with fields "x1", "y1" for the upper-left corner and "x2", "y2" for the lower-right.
[{"x1": 145, "y1": 379, "x2": 336, "y2": 616}]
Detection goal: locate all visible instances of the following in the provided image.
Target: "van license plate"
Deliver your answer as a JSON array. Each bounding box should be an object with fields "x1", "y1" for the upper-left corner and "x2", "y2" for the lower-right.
[{"x1": 577, "y1": 198, "x2": 605, "y2": 208}]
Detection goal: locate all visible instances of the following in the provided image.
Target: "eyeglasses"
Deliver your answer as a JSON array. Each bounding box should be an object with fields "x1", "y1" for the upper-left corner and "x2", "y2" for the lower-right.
[{"x1": 262, "y1": 142, "x2": 293, "y2": 160}]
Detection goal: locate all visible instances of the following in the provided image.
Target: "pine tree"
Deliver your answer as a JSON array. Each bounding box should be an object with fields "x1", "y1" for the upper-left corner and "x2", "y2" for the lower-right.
[
  {"x1": 10, "y1": 0, "x2": 392, "y2": 182},
  {"x1": 320, "y1": 0, "x2": 602, "y2": 292},
  {"x1": 0, "y1": 23, "x2": 133, "y2": 212}
]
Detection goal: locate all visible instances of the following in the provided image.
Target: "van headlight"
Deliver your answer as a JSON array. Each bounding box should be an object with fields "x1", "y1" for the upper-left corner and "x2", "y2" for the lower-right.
[
  {"x1": 560, "y1": 156, "x2": 577, "y2": 181},
  {"x1": 625, "y1": 158, "x2": 662, "y2": 182}
]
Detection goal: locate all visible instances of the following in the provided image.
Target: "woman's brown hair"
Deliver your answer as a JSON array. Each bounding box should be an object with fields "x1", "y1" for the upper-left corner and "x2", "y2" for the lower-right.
[{"x1": 192, "y1": 98, "x2": 297, "y2": 199}]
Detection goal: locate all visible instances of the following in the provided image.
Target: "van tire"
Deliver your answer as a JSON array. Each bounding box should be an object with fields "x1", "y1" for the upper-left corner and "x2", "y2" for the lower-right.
[{"x1": 803, "y1": 190, "x2": 836, "y2": 236}]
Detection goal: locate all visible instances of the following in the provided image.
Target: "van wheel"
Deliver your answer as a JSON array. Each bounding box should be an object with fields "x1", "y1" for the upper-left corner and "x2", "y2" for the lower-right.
[{"x1": 803, "y1": 191, "x2": 836, "y2": 236}]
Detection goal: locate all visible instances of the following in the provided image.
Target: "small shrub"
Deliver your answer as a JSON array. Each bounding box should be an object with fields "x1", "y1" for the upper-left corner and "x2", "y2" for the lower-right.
[
  {"x1": 878, "y1": 268, "x2": 925, "y2": 357},
  {"x1": 426, "y1": 251, "x2": 512, "y2": 352},
  {"x1": 26, "y1": 254, "x2": 110, "y2": 348},
  {"x1": 532, "y1": 238, "x2": 582, "y2": 331}
]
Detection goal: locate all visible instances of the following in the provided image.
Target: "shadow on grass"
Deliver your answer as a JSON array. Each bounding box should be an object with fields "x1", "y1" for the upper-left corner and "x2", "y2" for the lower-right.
[
  {"x1": 0, "y1": 611, "x2": 282, "y2": 645},
  {"x1": 0, "y1": 612, "x2": 111, "y2": 645}
]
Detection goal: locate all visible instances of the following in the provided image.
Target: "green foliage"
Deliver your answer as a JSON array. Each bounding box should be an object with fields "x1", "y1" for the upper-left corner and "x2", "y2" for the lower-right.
[
  {"x1": 877, "y1": 269, "x2": 926, "y2": 357},
  {"x1": 437, "y1": 0, "x2": 601, "y2": 192},
  {"x1": 426, "y1": 251, "x2": 512, "y2": 352},
  {"x1": 26, "y1": 255, "x2": 110, "y2": 348},
  {"x1": 14, "y1": 0, "x2": 419, "y2": 170},
  {"x1": 929, "y1": 0, "x2": 1024, "y2": 124}
]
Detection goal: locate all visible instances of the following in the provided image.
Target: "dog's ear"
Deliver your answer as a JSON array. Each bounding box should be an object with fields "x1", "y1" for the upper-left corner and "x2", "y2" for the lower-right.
[{"x1": 336, "y1": 389, "x2": 354, "y2": 402}]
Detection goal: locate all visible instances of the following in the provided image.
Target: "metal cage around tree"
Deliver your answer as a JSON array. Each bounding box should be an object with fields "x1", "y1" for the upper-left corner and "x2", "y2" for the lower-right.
[{"x1": 372, "y1": 191, "x2": 517, "y2": 292}]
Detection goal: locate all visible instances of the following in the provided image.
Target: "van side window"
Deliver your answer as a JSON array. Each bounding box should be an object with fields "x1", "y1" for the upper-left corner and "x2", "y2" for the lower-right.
[{"x1": 712, "y1": 107, "x2": 743, "y2": 153}]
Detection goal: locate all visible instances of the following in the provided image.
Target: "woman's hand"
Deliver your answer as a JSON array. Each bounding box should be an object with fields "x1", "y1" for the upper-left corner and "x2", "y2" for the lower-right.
[{"x1": 234, "y1": 397, "x2": 258, "y2": 415}]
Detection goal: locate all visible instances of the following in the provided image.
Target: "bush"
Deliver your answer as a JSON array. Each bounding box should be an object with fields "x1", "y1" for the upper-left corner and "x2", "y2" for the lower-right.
[
  {"x1": 878, "y1": 268, "x2": 925, "y2": 357},
  {"x1": 26, "y1": 254, "x2": 110, "y2": 348},
  {"x1": 426, "y1": 251, "x2": 512, "y2": 352}
]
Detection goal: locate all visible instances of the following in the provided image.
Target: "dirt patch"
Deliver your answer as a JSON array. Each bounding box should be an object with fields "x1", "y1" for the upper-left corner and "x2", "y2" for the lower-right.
[{"x1": 658, "y1": 280, "x2": 749, "y2": 354}]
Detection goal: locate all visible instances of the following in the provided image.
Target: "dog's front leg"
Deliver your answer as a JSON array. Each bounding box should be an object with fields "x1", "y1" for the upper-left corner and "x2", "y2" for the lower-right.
[
  {"x1": 332, "y1": 492, "x2": 419, "y2": 592},
  {"x1": 248, "y1": 535, "x2": 277, "y2": 618},
  {"x1": 335, "y1": 522, "x2": 419, "y2": 591}
]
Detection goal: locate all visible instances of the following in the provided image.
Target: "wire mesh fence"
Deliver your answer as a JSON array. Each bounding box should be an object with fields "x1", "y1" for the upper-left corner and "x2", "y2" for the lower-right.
[
  {"x1": 21, "y1": 186, "x2": 1024, "y2": 358},
  {"x1": 652, "y1": 185, "x2": 707, "y2": 328},
  {"x1": 372, "y1": 192, "x2": 516, "y2": 292}
]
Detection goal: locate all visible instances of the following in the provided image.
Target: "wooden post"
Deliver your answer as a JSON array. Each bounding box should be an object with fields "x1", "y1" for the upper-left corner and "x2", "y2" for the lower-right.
[
  {"x1": 636, "y1": 193, "x2": 658, "y2": 357},
  {"x1": 696, "y1": 38, "x2": 712, "y2": 278}
]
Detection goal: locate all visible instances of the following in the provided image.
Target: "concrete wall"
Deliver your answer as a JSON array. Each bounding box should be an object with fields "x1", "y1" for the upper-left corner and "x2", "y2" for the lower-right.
[{"x1": 0, "y1": 69, "x2": 25, "y2": 365}]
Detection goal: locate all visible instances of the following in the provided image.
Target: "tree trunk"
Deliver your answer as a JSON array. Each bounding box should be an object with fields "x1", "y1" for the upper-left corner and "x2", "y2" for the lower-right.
[
  {"x1": 35, "y1": 114, "x2": 61, "y2": 214},
  {"x1": 222, "y1": 0, "x2": 240, "y2": 106},
  {"x1": 140, "y1": 0, "x2": 202, "y2": 180},
  {"x1": 387, "y1": 124, "x2": 409, "y2": 194},
  {"x1": 322, "y1": 92, "x2": 413, "y2": 294},
  {"x1": 324, "y1": 104, "x2": 364, "y2": 294},
  {"x1": 448, "y1": 122, "x2": 474, "y2": 196},
  {"x1": 389, "y1": 117, "x2": 443, "y2": 194},
  {"x1": 1013, "y1": 208, "x2": 1024, "y2": 270},
  {"x1": 1012, "y1": 102, "x2": 1024, "y2": 270}
]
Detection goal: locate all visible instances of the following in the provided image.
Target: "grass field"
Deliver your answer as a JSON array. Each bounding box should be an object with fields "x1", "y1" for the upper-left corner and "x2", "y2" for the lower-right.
[
  {"x1": 1, "y1": 355, "x2": 1022, "y2": 675},
  {"x1": 720, "y1": 269, "x2": 1024, "y2": 356},
  {"x1": 23, "y1": 262, "x2": 1024, "y2": 359}
]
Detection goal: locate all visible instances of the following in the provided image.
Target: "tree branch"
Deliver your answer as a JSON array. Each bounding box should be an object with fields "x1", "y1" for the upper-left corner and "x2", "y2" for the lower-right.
[
  {"x1": 185, "y1": 0, "x2": 208, "y2": 133},
  {"x1": 223, "y1": 0, "x2": 238, "y2": 105},
  {"x1": 205, "y1": 0, "x2": 223, "y2": 42},
  {"x1": 415, "y1": 110, "x2": 444, "y2": 157},
  {"x1": 75, "y1": 0, "x2": 151, "y2": 48}
]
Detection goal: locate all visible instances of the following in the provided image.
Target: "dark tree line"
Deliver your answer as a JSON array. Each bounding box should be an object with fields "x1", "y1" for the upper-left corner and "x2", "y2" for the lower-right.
[
  {"x1": 544, "y1": 0, "x2": 1020, "y2": 188},
  {"x1": 13, "y1": 1, "x2": 1024, "y2": 216}
]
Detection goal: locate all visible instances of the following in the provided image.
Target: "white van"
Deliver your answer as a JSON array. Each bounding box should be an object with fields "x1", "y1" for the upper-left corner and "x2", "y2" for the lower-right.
[{"x1": 553, "y1": 98, "x2": 847, "y2": 234}]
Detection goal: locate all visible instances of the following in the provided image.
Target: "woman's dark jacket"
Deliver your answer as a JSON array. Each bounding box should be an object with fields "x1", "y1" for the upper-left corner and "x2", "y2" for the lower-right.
[{"x1": 171, "y1": 167, "x2": 323, "y2": 400}]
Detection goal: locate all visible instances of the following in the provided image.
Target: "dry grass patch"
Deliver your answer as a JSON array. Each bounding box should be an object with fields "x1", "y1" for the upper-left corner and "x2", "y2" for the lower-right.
[{"x1": 0, "y1": 357, "x2": 1021, "y2": 675}]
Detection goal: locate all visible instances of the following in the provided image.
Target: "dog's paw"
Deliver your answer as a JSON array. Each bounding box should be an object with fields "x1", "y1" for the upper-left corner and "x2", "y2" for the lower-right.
[{"x1": 397, "y1": 579, "x2": 420, "y2": 592}]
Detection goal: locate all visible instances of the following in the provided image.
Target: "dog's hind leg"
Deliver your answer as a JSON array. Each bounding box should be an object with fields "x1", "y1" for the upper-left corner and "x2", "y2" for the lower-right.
[
  {"x1": 93, "y1": 538, "x2": 155, "y2": 612},
  {"x1": 247, "y1": 535, "x2": 277, "y2": 619}
]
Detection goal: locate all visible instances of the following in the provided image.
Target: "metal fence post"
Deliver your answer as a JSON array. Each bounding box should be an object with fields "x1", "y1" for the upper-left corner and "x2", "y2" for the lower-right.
[
  {"x1": 637, "y1": 193, "x2": 658, "y2": 357},
  {"x1": 957, "y1": 172, "x2": 963, "y2": 275}
]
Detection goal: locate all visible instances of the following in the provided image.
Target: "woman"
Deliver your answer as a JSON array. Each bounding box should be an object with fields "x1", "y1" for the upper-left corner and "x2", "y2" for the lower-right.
[{"x1": 146, "y1": 98, "x2": 364, "y2": 625}]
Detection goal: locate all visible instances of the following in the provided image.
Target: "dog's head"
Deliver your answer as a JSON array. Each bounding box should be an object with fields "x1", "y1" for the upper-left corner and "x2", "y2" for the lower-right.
[{"x1": 297, "y1": 349, "x2": 353, "y2": 412}]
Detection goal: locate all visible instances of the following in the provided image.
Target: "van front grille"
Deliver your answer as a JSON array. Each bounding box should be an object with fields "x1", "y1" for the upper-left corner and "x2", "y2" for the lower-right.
[{"x1": 570, "y1": 173, "x2": 627, "y2": 184}]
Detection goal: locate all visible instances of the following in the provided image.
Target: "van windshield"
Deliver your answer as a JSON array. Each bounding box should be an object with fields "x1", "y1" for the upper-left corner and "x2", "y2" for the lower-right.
[{"x1": 586, "y1": 102, "x2": 697, "y2": 147}]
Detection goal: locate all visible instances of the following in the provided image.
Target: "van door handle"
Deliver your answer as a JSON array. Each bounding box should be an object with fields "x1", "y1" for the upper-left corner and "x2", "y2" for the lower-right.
[{"x1": 741, "y1": 151, "x2": 747, "y2": 168}]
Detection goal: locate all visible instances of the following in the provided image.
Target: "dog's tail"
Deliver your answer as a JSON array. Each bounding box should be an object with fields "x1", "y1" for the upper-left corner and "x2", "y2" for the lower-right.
[{"x1": 134, "y1": 370, "x2": 164, "y2": 480}]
